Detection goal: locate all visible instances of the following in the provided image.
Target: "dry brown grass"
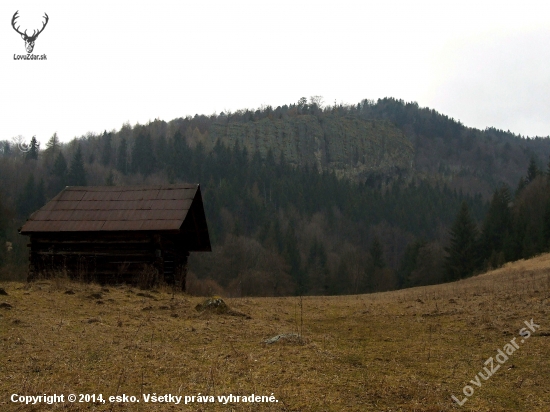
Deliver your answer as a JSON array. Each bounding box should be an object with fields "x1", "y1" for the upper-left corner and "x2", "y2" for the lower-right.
[{"x1": 1, "y1": 255, "x2": 550, "y2": 411}]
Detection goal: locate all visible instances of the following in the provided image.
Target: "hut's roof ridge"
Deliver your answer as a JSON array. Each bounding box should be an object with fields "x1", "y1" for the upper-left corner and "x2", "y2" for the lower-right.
[
  {"x1": 62, "y1": 184, "x2": 197, "y2": 191},
  {"x1": 20, "y1": 184, "x2": 202, "y2": 234}
]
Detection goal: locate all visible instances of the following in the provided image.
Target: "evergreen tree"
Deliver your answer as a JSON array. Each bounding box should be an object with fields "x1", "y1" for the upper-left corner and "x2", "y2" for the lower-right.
[
  {"x1": 48, "y1": 151, "x2": 68, "y2": 194},
  {"x1": 397, "y1": 239, "x2": 426, "y2": 287},
  {"x1": 105, "y1": 170, "x2": 115, "y2": 186},
  {"x1": 17, "y1": 175, "x2": 36, "y2": 217},
  {"x1": 508, "y1": 207, "x2": 528, "y2": 261},
  {"x1": 116, "y1": 137, "x2": 128, "y2": 175},
  {"x1": 445, "y1": 201, "x2": 479, "y2": 281},
  {"x1": 171, "y1": 130, "x2": 186, "y2": 178},
  {"x1": 283, "y1": 223, "x2": 304, "y2": 294},
  {"x1": 515, "y1": 177, "x2": 527, "y2": 198},
  {"x1": 44, "y1": 133, "x2": 60, "y2": 167},
  {"x1": 131, "y1": 131, "x2": 156, "y2": 176},
  {"x1": 479, "y1": 186, "x2": 512, "y2": 266},
  {"x1": 369, "y1": 237, "x2": 385, "y2": 269},
  {"x1": 155, "y1": 134, "x2": 171, "y2": 170},
  {"x1": 25, "y1": 136, "x2": 39, "y2": 161},
  {"x1": 100, "y1": 131, "x2": 112, "y2": 166},
  {"x1": 36, "y1": 179, "x2": 46, "y2": 209},
  {"x1": 68, "y1": 145, "x2": 87, "y2": 186},
  {"x1": 16, "y1": 175, "x2": 46, "y2": 217},
  {"x1": 526, "y1": 157, "x2": 541, "y2": 184},
  {"x1": 52, "y1": 152, "x2": 68, "y2": 178},
  {"x1": 45, "y1": 133, "x2": 60, "y2": 151}
]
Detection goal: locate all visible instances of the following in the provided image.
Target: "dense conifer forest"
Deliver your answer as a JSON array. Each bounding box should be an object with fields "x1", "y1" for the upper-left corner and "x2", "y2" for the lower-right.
[{"x1": 2, "y1": 97, "x2": 550, "y2": 295}]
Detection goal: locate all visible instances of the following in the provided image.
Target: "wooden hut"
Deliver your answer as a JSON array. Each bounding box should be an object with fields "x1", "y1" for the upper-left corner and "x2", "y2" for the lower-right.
[{"x1": 19, "y1": 184, "x2": 211, "y2": 290}]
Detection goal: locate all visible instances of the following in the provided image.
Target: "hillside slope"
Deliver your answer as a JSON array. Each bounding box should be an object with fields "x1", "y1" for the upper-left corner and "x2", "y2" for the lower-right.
[
  {"x1": 208, "y1": 115, "x2": 414, "y2": 181},
  {"x1": 1, "y1": 255, "x2": 549, "y2": 411},
  {"x1": 169, "y1": 98, "x2": 550, "y2": 193}
]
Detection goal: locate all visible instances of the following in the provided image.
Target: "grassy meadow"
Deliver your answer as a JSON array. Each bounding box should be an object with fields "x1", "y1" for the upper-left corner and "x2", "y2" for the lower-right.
[{"x1": 1, "y1": 255, "x2": 550, "y2": 411}]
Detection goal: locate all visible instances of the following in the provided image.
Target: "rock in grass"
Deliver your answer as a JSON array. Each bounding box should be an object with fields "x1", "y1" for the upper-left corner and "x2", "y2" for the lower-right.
[
  {"x1": 195, "y1": 296, "x2": 229, "y2": 314},
  {"x1": 195, "y1": 296, "x2": 251, "y2": 318},
  {"x1": 0, "y1": 288, "x2": 8, "y2": 295},
  {"x1": 0, "y1": 302, "x2": 12, "y2": 309},
  {"x1": 264, "y1": 333, "x2": 303, "y2": 345}
]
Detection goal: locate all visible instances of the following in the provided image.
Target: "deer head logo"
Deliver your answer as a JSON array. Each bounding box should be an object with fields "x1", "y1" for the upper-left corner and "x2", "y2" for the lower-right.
[{"x1": 11, "y1": 11, "x2": 49, "y2": 54}]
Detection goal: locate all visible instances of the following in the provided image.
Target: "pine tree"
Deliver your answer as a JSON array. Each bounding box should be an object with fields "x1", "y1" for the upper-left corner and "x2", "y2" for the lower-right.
[
  {"x1": 105, "y1": 170, "x2": 115, "y2": 186},
  {"x1": 25, "y1": 136, "x2": 39, "y2": 161},
  {"x1": 369, "y1": 237, "x2": 385, "y2": 269},
  {"x1": 155, "y1": 134, "x2": 169, "y2": 169},
  {"x1": 48, "y1": 151, "x2": 68, "y2": 194},
  {"x1": 515, "y1": 177, "x2": 527, "y2": 198},
  {"x1": 526, "y1": 157, "x2": 541, "y2": 184},
  {"x1": 100, "y1": 131, "x2": 112, "y2": 166},
  {"x1": 171, "y1": 130, "x2": 185, "y2": 178},
  {"x1": 116, "y1": 137, "x2": 128, "y2": 175},
  {"x1": 479, "y1": 186, "x2": 512, "y2": 266},
  {"x1": 283, "y1": 223, "x2": 304, "y2": 294},
  {"x1": 68, "y1": 145, "x2": 87, "y2": 186},
  {"x1": 44, "y1": 133, "x2": 60, "y2": 168},
  {"x1": 445, "y1": 201, "x2": 479, "y2": 281},
  {"x1": 35, "y1": 179, "x2": 46, "y2": 209},
  {"x1": 131, "y1": 131, "x2": 155, "y2": 176},
  {"x1": 397, "y1": 239, "x2": 426, "y2": 287},
  {"x1": 52, "y1": 152, "x2": 68, "y2": 178},
  {"x1": 17, "y1": 175, "x2": 36, "y2": 217}
]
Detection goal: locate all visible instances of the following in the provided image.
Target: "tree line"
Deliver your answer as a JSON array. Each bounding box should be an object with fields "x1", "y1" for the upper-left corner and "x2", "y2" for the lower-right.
[
  {"x1": 1, "y1": 97, "x2": 550, "y2": 295},
  {"x1": 444, "y1": 158, "x2": 550, "y2": 282},
  {"x1": 0, "y1": 125, "x2": 482, "y2": 294}
]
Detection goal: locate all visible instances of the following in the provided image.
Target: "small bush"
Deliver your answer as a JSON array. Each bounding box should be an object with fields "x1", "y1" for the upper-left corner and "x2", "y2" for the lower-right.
[
  {"x1": 186, "y1": 271, "x2": 224, "y2": 296},
  {"x1": 137, "y1": 264, "x2": 161, "y2": 290}
]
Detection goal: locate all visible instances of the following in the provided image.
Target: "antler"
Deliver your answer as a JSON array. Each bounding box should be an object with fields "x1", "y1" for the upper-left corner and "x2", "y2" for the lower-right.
[
  {"x1": 11, "y1": 11, "x2": 26, "y2": 37},
  {"x1": 32, "y1": 13, "x2": 49, "y2": 39},
  {"x1": 11, "y1": 11, "x2": 49, "y2": 39}
]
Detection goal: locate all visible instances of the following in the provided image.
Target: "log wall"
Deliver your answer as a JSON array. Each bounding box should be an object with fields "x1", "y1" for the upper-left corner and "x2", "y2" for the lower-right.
[{"x1": 27, "y1": 232, "x2": 190, "y2": 290}]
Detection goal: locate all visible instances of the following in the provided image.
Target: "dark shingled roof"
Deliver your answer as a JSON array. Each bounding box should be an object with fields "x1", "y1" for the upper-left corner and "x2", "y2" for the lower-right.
[{"x1": 20, "y1": 184, "x2": 206, "y2": 234}]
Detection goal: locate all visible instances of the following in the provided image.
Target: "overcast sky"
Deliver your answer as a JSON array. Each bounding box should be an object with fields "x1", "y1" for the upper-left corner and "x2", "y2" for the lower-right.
[{"x1": 2, "y1": 0, "x2": 550, "y2": 145}]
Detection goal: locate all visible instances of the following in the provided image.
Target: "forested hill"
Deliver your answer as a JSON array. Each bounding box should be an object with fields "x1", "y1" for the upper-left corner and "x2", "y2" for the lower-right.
[
  {"x1": 115, "y1": 96, "x2": 550, "y2": 194},
  {"x1": 365, "y1": 98, "x2": 550, "y2": 193},
  {"x1": 1, "y1": 97, "x2": 550, "y2": 296}
]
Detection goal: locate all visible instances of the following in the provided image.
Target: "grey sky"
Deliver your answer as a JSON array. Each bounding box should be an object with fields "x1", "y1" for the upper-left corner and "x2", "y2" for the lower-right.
[{"x1": 2, "y1": 0, "x2": 550, "y2": 144}]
